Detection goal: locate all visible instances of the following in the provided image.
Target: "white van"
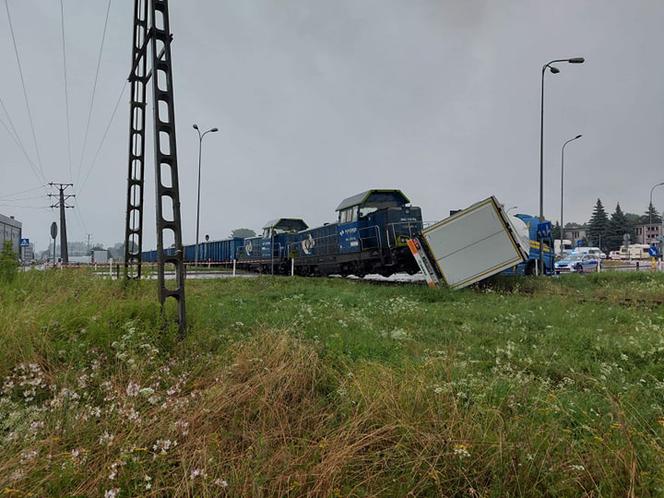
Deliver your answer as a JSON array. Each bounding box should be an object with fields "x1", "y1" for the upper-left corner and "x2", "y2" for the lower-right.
[
  {"x1": 572, "y1": 246, "x2": 606, "y2": 259},
  {"x1": 619, "y1": 244, "x2": 650, "y2": 260}
]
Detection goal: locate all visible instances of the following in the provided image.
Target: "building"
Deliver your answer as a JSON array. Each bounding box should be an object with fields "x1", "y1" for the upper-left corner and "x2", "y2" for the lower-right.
[
  {"x1": 563, "y1": 224, "x2": 587, "y2": 245},
  {"x1": 634, "y1": 223, "x2": 663, "y2": 245},
  {"x1": 0, "y1": 213, "x2": 22, "y2": 255}
]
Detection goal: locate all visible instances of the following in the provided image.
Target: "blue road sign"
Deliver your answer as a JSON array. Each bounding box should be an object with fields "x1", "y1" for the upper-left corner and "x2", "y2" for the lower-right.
[
  {"x1": 19, "y1": 238, "x2": 30, "y2": 247},
  {"x1": 649, "y1": 245, "x2": 659, "y2": 257}
]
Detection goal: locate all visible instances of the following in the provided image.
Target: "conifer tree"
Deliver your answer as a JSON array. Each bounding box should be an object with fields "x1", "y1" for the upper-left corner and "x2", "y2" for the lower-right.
[
  {"x1": 587, "y1": 199, "x2": 609, "y2": 250},
  {"x1": 607, "y1": 203, "x2": 632, "y2": 251},
  {"x1": 642, "y1": 202, "x2": 662, "y2": 225}
]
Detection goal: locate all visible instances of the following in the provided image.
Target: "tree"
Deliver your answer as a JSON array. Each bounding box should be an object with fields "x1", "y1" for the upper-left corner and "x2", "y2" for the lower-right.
[
  {"x1": 607, "y1": 203, "x2": 632, "y2": 251},
  {"x1": 552, "y1": 221, "x2": 561, "y2": 241},
  {"x1": 641, "y1": 202, "x2": 662, "y2": 225},
  {"x1": 625, "y1": 212, "x2": 641, "y2": 228},
  {"x1": 586, "y1": 199, "x2": 610, "y2": 251},
  {"x1": 231, "y1": 228, "x2": 256, "y2": 239},
  {"x1": 0, "y1": 241, "x2": 18, "y2": 283}
]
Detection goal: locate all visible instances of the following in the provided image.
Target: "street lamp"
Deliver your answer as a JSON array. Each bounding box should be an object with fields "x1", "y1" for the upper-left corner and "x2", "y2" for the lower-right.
[
  {"x1": 560, "y1": 134, "x2": 582, "y2": 255},
  {"x1": 649, "y1": 182, "x2": 664, "y2": 225},
  {"x1": 193, "y1": 124, "x2": 219, "y2": 269},
  {"x1": 538, "y1": 56, "x2": 585, "y2": 272}
]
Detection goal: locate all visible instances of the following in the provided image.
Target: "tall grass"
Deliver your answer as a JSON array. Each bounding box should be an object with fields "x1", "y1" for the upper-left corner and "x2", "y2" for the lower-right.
[{"x1": 1, "y1": 270, "x2": 663, "y2": 496}]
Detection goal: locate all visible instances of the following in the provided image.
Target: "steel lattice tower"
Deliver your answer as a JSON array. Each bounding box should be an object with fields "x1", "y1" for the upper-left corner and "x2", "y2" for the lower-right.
[{"x1": 124, "y1": 0, "x2": 186, "y2": 335}]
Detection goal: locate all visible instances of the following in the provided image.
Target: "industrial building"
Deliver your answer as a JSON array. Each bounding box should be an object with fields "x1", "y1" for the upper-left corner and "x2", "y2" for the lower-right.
[{"x1": 0, "y1": 213, "x2": 22, "y2": 255}]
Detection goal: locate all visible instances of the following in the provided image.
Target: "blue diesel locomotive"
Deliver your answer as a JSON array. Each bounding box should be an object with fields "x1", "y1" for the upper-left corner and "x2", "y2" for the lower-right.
[
  {"x1": 141, "y1": 189, "x2": 423, "y2": 277},
  {"x1": 291, "y1": 190, "x2": 422, "y2": 276}
]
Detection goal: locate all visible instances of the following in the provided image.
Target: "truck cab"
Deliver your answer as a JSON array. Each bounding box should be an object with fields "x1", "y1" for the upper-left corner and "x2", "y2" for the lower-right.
[{"x1": 508, "y1": 213, "x2": 555, "y2": 275}]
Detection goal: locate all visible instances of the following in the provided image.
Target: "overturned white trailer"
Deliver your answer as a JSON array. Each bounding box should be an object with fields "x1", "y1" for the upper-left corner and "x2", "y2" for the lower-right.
[{"x1": 408, "y1": 196, "x2": 530, "y2": 289}]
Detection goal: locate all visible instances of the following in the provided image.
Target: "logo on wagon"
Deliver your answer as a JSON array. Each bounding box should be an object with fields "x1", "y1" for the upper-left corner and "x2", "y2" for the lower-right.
[
  {"x1": 245, "y1": 240, "x2": 253, "y2": 256},
  {"x1": 301, "y1": 234, "x2": 315, "y2": 255}
]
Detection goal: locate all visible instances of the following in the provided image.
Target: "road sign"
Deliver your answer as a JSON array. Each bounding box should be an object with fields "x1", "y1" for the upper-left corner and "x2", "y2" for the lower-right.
[
  {"x1": 50, "y1": 222, "x2": 58, "y2": 239},
  {"x1": 19, "y1": 238, "x2": 30, "y2": 247},
  {"x1": 649, "y1": 245, "x2": 660, "y2": 257}
]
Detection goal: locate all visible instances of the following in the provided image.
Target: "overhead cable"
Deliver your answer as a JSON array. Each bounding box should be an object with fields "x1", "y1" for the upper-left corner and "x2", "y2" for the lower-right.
[
  {"x1": 59, "y1": 0, "x2": 73, "y2": 182},
  {"x1": 3, "y1": 0, "x2": 46, "y2": 179},
  {"x1": 79, "y1": 79, "x2": 128, "y2": 193},
  {"x1": 0, "y1": 184, "x2": 45, "y2": 199},
  {"x1": 76, "y1": 0, "x2": 113, "y2": 187},
  {"x1": 0, "y1": 112, "x2": 44, "y2": 184}
]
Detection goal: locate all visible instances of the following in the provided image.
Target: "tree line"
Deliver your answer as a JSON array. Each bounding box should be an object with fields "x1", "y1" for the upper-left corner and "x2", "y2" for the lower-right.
[{"x1": 554, "y1": 200, "x2": 662, "y2": 252}]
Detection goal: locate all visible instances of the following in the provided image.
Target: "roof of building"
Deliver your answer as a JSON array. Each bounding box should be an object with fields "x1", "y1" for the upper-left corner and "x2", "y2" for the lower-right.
[
  {"x1": 0, "y1": 213, "x2": 21, "y2": 228},
  {"x1": 335, "y1": 189, "x2": 410, "y2": 211}
]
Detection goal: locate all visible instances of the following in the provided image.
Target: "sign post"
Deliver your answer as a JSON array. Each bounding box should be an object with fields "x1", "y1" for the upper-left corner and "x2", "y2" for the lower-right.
[
  {"x1": 623, "y1": 233, "x2": 631, "y2": 262},
  {"x1": 50, "y1": 222, "x2": 58, "y2": 267}
]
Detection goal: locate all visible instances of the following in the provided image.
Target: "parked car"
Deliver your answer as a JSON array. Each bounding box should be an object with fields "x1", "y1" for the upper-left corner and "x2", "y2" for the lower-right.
[
  {"x1": 608, "y1": 250, "x2": 623, "y2": 260},
  {"x1": 555, "y1": 254, "x2": 600, "y2": 273},
  {"x1": 572, "y1": 246, "x2": 606, "y2": 260}
]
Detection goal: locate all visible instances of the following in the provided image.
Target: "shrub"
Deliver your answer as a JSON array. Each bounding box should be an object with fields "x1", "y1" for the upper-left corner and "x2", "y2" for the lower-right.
[{"x1": 0, "y1": 240, "x2": 18, "y2": 283}]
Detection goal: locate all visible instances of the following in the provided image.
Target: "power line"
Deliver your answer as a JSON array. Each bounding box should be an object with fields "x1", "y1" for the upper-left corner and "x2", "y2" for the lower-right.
[
  {"x1": 0, "y1": 194, "x2": 45, "y2": 202},
  {"x1": 79, "y1": 79, "x2": 128, "y2": 193},
  {"x1": 59, "y1": 0, "x2": 73, "y2": 182},
  {"x1": 0, "y1": 184, "x2": 45, "y2": 199},
  {"x1": 0, "y1": 110, "x2": 44, "y2": 184},
  {"x1": 0, "y1": 203, "x2": 49, "y2": 210},
  {"x1": 3, "y1": 0, "x2": 46, "y2": 179},
  {"x1": 76, "y1": 0, "x2": 113, "y2": 187}
]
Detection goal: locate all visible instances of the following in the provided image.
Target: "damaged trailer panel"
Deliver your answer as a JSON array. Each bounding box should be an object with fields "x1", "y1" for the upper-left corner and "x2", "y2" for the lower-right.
[{"x1": 409, "y1": 196, "x2": 529, "y2": 289}]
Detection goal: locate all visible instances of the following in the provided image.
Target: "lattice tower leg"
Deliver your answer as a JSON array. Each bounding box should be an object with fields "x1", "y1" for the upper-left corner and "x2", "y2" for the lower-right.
[
  {"x1": 123, "y1": 0, "x2": 149, "y2": 279},
  {"x1": 149, "y1": 0, "x2": 186, "y2": 334}
]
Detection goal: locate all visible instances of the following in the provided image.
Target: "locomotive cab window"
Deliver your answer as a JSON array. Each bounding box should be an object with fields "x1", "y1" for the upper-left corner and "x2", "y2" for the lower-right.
[
  {"x1": 339, "y1": 208, "x2": 358, "y2": 223},
  {"x1": 359, "y1": 206, "x2": 378, "y2": 218}
]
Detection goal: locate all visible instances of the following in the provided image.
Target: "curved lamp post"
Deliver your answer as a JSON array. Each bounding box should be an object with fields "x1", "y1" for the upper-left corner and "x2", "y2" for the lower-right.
[
  {"x1": 193, "y1": 124, "x2": 219, "y2": 268},
  {"x1": 538, "y1": 57, "x2": 585, "y2": 271},
  {"x1": 560, "y1": 134, "x2": 582, "y2": 254},
  {"x1": 649, "y1": 182, "x2": 664, "y2": 225}
]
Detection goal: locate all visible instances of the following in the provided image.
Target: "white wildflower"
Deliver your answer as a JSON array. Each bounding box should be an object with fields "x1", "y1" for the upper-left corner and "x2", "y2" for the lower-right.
[
  {"x1": 104, "y1": 488, "x2": 119, "y2": 498},
  {"x1": 153, "y1": 438, "x2": 177, "y2": 454},
  {"x1": 99, "y1": 431, "x2": 115, "y2": 447},
  {"x1": 126, "y1": 381, "x2": 140, "y2": 397},
  {"x1": 21, "y1": 449, "x2": 38, "y2": 462},
  {"x1": 190, "y1": 468, "x2": 207, "y2": 480},
  {"x1": 175, "y1": 419, "x2": 189, "y2": 436},
  {"x1": 453, "y1": 443, "x2": 471, "y2": 459}
]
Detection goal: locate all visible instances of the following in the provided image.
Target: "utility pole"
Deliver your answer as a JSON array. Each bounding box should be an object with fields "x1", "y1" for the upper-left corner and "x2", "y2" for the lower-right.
[
  {"x1": 123, "y1": 0, "x2": 187, "y2": 336},
  {"x1": 87, "y1": 233, "x2": 92, "y2": 253},
  {"x1": 48, "y1": 183, "x2": 74, "y2": 264}
]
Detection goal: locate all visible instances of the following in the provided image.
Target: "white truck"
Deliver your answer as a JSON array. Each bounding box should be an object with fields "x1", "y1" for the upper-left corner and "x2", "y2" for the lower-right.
[{"x1": 408, "y1": 196, "x2": 541, "y2": 289}]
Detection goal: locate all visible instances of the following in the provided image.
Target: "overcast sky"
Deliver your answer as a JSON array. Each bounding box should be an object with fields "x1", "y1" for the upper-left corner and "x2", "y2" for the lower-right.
[{"x1": 1, "y1": 0, "x2": 663, "y2": 252}]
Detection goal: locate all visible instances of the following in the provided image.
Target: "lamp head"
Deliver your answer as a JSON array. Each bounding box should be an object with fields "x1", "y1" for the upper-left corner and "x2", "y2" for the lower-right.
[
  {"x1": 193, "y1": 124, "x2": 199, "y2": 130},
  {"x1": 568, "y1": 57, "x2": 585, "y2": 64},
  {"x1": 210, "y1": 128, "x2": 219, "y2": 133},
  {"x1": 575, "y1": 134, "x2": 582, "y2": 139},
  {"x1": 549, "y1": 66, "x2": 560, "y2": 74}
]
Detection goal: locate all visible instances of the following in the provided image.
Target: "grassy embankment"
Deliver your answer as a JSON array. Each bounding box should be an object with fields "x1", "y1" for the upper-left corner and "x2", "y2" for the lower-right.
[{"x1": 1, "y1": 270, "x2": 664, "y2": 497}]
